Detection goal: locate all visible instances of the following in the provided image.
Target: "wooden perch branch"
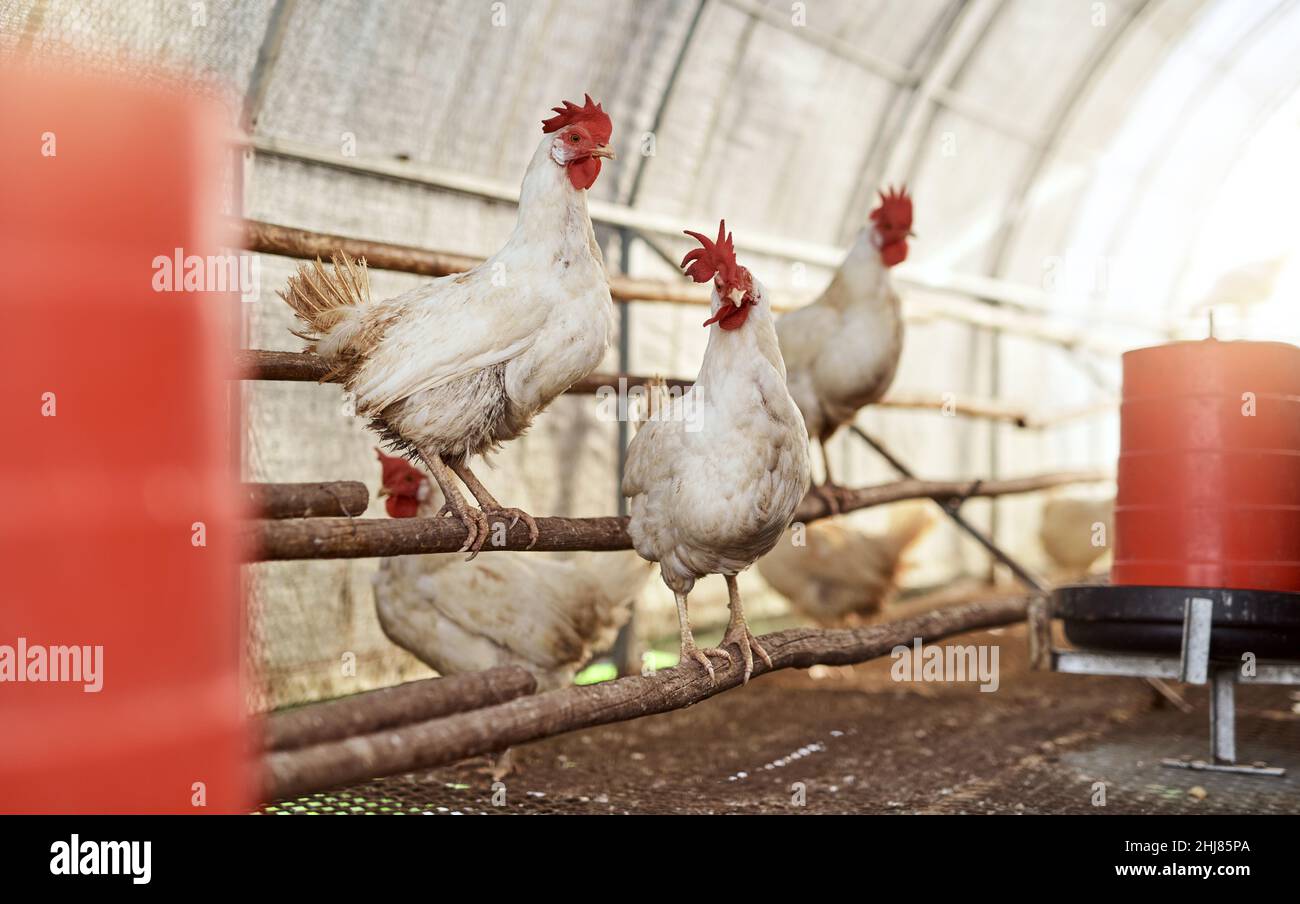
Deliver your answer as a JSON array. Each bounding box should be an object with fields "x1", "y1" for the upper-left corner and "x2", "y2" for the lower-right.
[
  {"x1": 238, "y1": 349, "x2": 330, "y2": 382},
  {"x1": 237, "y1": 349, "x2": 1110, "y2": 427},
  {"x1": 262, "y1": 595, "x2": 1032, "y2": 801},
  {"x1": 235, "y1": 350, "x2": 692, "y2": 396},
  {"x1": 244, "y1": 481, "x2": 369, "y2": 518},
  {"x1": 248, "y1": 514, "x2": 628, "y2": 561},
  {"x1": 242, "y1": 220, "x2": 1150, "y2": 353},
  {"x1": 876, "y1": 393, "x2": 1035, "y2": 427},
  {"x1": 246, "y1": 469, "x2": 1107, "y2": 561},
  {"x1": 790, "y1": 469, "x2": 1109, "y2": 523},
  {"x1": 245, "y1": 220, "x2": 716, "y2": 309},
  {"x1": 265, "y1": 668, "x2": 537, "y2": 752}
]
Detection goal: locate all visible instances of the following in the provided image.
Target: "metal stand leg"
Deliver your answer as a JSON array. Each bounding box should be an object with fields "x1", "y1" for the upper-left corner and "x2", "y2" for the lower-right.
[
  {"x1": 1178, "y1": 597, "x2": 1212, "y2": 685},
  {"x1": 1158, "y1": 604, "x2": 1284, "y2": 777},
  {"x1": 1210, "y1": 667, "x2": 1236, "y2": 765}
]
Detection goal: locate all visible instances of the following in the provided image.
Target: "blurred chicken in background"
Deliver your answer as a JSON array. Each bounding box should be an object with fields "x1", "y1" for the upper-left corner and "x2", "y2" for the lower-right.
[
  {"x1": 1190, "y1": 256, "x2": 1290, "y2": 340},
  {"x1": 371, "y1": 451, "x2": 652, "y2": 696},
  {"x1": 1038, "y1": 493, "x2": 1114, "y2": 582},
  {"x1": 777, "y1": 187, "x2": 913, "y2": 506},
  {"x1": 758, "y1": 503, "x2": 933, "y2": 627},
  {"x1": 1193, "y1": 256, "x2": 1287, "y2": 315}
]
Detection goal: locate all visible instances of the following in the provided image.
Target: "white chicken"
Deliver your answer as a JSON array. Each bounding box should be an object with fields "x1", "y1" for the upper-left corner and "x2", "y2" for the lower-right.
[
  {"x1": 1039, "y1": 493, "x2": 1114, "y2": 582},
  {"x1": 280, "y1": 96, "x2": 617, "y2": 556},
  {"x1": 776, "y1": 187, "x2": 913, "y2": 503},
  {"x1": 758, "y1": 504, "x2": 933, "y2": 627},
  {"x1": 622, "y1": 222, "x2": 810, "y2": 684},
  {"x1": 371, "y1": 451, "x2": 652, "y2": 692}
]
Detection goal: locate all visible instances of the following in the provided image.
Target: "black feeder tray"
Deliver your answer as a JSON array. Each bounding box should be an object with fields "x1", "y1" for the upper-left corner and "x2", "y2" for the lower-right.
[
  {"x1": 1055, "y1": 584, "x2": 1300, "y2": 660},
  {"x1": 1030, "y1": 584, "x2": 1300, "y2": 777}
]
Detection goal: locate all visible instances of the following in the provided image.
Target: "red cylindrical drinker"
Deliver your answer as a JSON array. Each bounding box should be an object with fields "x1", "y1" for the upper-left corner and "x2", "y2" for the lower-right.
[{"x1": 1112, "y1": 339, "x2": 1300, "y2": 592}]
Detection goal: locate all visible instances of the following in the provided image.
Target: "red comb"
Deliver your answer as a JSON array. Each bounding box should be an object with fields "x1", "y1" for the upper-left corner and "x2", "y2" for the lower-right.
[
  {"x1": 681, "y1": 220, "x2": 743, "y2": 287},
  {"x1": 870, "y1": 184, "x2": 913, "y2": 229},
  {"x1": 541, "y1": 94, "x2": 612, "y2": 145}
]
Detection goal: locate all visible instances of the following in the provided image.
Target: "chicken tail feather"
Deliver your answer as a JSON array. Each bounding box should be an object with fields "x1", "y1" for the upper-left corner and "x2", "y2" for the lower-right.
[{"x1": 277, "y1": 252, "x2": 371, "y2": 346}]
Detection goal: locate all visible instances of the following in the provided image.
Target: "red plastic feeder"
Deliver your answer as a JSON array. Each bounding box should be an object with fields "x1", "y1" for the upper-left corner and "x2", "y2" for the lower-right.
[
  {"x1": 1056, "y1": 339, "x2": 1300, "y2": 659},
  {"x1": 0, "y1": 65, "x2": 253, "y2": 813},
  {"x1": 1113, "y1": 339, "x2": 1300, "y2": 593}
]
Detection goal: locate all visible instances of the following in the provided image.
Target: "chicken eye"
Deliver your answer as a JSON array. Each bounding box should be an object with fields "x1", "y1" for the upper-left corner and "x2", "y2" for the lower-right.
[{"x1": 569, "y1": 133, "x2": 580, "y2": 142}]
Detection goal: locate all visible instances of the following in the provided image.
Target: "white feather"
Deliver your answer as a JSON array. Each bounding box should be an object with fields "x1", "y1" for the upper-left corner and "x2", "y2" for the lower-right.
[
  {"x1": 776, "y1": 228, "x2": 903, "y2": 441},
  {"x1": 319, "y1": 134, "x2": 614, "y2": 459},
  {"x1": 623, "y1": 278, "x2": 811, "y2": 595}
]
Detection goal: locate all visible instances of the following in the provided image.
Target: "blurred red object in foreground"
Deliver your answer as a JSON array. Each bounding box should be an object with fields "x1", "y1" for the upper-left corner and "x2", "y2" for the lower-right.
[
  {"x1": 1113, "y1": 339, "x2": 1300, "y2": 592},
  {"x1": 0, "y1": 64, "x2": 253, "y2": 812}
]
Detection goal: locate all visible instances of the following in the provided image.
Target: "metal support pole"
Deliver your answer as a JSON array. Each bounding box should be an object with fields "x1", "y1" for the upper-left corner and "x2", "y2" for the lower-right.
[
  {"x1": 608, "y1": 229, "x2": 638, "y2": 676},
  {"x1": 849, "y1": 426, "x2": 1047, "y2": 593},
  {"x1": 1210, "y1": 667, "x2": 1237, "y2": 765},
  {"x1": 604, "y1": 5, "x2": 706, "y2": 676},
  {"x1": 1178, "y1": 596, "x2": 1213, "y2": 685}
]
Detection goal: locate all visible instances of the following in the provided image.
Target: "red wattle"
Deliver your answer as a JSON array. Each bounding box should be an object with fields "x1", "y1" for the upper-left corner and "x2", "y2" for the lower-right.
[
  {"x1": 880, "y1": 240, "x2": 908, "y2": 268},
  {"x1": 385, "y1": 495, "x2": 421, "y2": 519},
  {"x1": 703, "y1": 303, "x2": 752, "y2": 331},
  {"x1": 568, "y1": 157, "x2": 601, "y2": 190}
]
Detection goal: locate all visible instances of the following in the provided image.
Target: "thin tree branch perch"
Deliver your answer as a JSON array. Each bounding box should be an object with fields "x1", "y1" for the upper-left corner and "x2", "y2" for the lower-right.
[
  {"x1": 265, "y1": 668, "x2": 537, "y2": 752},
  {"x1": 238, "y1": 349, "x2": 331, "y2": 381},
  {"x1": 241, "y1": 219, "x2": 1147, "y2": 352},
  {"x1": 262, "y1": 595, "x2": 1032, "y2": 801},
  {"x1": 244, "y1": 470, "x2": 1107, "y2": 561},
  {"x1": 244, "y1": 220, "x2": 718, "y2": 309},
  {"x1": 235, "y1": 350, "x2": 693, "y2": 396},
  {"x1": 244, "y1": 481, "x2": 369, "y2": 518},
  {"x1": 236, "y1": 349, "x2": 1110, "y2": 426}
]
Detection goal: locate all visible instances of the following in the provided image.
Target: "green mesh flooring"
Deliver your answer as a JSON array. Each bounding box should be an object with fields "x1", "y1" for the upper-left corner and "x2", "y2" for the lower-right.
[{"x1": 259, "y1": 780, "x2": 488, "y2": 816}]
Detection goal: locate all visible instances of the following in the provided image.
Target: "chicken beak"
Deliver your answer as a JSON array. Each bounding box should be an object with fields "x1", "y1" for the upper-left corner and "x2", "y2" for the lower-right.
[
  {"x1": 591, "y1": 144, "x2": 616, "y2": 160},
  {"x1": 728, "y1": 287, "x2": 745, "y2": 307},
  {"x1": 376, "y1": 486, "x2": 390, "y2": 498}
]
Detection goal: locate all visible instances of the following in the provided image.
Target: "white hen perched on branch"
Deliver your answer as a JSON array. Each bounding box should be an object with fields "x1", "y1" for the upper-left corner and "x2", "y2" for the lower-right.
[
  {"x1": 623, "y1": 222, "x2": 810, "y2": 684},
  {"x1": 777, "y1": 187, "x2": 913, "y2": 507},
  {"x1": 279, "y1": 96, "x2": 617, "y2": 557}
]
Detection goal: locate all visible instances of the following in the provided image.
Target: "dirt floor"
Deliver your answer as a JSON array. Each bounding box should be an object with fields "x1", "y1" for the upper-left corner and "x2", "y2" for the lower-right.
[{"x1": 264, "y1": 623, "x2": 1300, "y2": 815}]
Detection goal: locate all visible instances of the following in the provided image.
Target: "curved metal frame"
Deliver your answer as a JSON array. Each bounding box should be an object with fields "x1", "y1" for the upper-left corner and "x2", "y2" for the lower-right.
[
  {"x1": 985, "y1": 0, "x2": 1157, "y2": 279},
  {"x1": 834, "y1": 0, "x2": 969, "y2": 239},
  {"x1": 1094, "y1": 0, "x2": 1296, "y2": 311}
]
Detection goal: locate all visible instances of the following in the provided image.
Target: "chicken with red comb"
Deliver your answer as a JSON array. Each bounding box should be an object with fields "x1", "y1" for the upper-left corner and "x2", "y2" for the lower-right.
[
  {"x1": 622, "y1": 222, "x2": 810, "y2": 684},
  {"x1": 776, "y1": 184, "x2": 915, "y2": 509},
  {"x1": 869, "y1": 185, "x2": 914, "y2": 267},
  {"x1": 684, "y1": 220, "x2": 756, "y2": 331},
  {"x1": 541, "y1": 94, "x2": 615, "y2": 190},
  {"x1": 279, "y1": 96, "x2": 617, "y2": 557},
  {"x1": 375, "y1": 449, "x2": 425, "y2": 519}
]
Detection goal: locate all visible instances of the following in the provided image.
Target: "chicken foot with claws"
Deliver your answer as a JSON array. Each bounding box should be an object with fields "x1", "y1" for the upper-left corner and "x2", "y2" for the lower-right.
[
  {"x1": 811, "y1": 436, "x2": 847, "y2": 514},
  {"x1": 722, "y1": 574, "x2": 772, "y2": 684},
  {"x1": 449, "y1": 460, "x2": 540, "y2": 558},
  {"x1": 419, "y1": 452, "x2": 491, "y2": 558},
  {"x1": 673, "y1": 591, "x2": 732, "y2": 684}
]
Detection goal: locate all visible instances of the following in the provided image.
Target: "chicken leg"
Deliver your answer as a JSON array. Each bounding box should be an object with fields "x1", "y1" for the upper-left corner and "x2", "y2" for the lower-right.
[
  {"x1": 722, "y1": 574, "x2": 772, "y2": 684},
  {"x1": 811, "y1": 436, "x2": 843, "y2": 514},
  {"x1": 448, "y1": 459, "x2": 540, "y2": 558},
  {"x1": 673, "y1": 590, "x2": 732, "y2": 684},
  {"x1": 419, "y1": 451, "x2": 489, "y2": 557}
]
